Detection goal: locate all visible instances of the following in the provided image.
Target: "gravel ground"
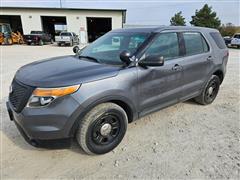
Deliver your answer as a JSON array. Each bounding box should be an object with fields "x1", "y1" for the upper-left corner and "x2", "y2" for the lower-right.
[{"x1": 0, "y1": 45, "x2": 240, "y2": 179}]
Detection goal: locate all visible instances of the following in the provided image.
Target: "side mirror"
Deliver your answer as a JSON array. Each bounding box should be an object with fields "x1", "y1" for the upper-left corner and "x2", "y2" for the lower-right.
[
  {"x1": 73, "y1": 46, "x2": 80, "y2": 54},
  {"x1": 120, "y1": 50, "x2": 132, "y2": 65},
  {"x1": 138, "y1": 55, "x2": 164, "y2": 67}
]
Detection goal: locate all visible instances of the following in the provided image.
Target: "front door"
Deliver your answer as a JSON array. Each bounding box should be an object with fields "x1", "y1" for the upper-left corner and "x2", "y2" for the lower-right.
[{"x1": 137, "y1": 32, "x2": 184, "y2": 116}]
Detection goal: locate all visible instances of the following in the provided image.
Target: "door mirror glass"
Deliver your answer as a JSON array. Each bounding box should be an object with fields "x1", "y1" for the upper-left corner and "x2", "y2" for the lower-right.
[{"x1": 139, "y1": 55, "x2": 164, "y2": 67}]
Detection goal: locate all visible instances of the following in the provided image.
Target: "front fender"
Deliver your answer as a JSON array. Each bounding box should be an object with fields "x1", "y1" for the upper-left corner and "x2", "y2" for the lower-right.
[{"x1": 68, "y1": 93, "x2": 137, "y2": 137}]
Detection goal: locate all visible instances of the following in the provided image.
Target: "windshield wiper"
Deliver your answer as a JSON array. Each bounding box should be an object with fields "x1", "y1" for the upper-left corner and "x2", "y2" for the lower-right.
[{"x1": 79, "y1": 55, "x2": 100, "y2": 63}]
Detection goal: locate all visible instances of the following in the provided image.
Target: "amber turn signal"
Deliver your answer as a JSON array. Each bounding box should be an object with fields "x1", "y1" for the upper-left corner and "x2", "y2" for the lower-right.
[{"x1": 33, "y1": 85, "x2": 80, "y2": 97}]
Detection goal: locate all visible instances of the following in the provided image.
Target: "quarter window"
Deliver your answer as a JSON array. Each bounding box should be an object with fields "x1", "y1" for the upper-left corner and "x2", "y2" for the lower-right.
[
  {"x1": 210, "y1": 32, "x2": 227, "y2": 49},
  {"x1": 183, "y1": 32, "x2": 209, "y2": 56},
  {"x1": 144, "y1": 32, "x2": 180, "y2": 60}
]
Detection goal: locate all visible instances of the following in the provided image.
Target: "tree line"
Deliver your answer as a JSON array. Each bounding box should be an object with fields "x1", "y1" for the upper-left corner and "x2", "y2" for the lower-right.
[{"x1": 170, "y1": 4, "x2": 239, "y2": 37}]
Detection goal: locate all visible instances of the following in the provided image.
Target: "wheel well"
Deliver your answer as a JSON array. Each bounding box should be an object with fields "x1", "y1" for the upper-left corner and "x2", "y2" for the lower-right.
[
  {"x1": 110, "y1": 100, "x2": 134, "y2": 123},
  {"x1": 213, "y1": 70, "x2": 224, "y2": 84}
]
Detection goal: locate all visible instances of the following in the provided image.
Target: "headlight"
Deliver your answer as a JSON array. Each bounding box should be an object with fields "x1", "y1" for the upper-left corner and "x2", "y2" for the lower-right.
[{"x1": 27, "y1": 85, "x2": 80, "y2": 107}]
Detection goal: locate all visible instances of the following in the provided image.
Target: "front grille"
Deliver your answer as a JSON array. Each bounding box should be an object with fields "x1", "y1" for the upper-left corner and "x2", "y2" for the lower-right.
[{"x1": 9, "y1": 79, "x2": 34, "y2": 113}]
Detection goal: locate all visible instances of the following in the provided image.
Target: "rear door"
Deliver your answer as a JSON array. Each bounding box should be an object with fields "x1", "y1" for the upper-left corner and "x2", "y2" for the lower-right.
[{"x1": 179, "y1": 31, "x2": 213, "y2": 100}]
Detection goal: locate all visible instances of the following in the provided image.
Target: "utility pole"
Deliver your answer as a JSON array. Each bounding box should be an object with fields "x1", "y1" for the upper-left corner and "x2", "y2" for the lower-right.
[{"x1": 60, "y1": 0, "x2": 62, "y2": 8}]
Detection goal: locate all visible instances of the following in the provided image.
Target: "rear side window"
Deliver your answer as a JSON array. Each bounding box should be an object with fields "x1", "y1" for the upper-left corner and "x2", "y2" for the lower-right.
[
  {"x1": 183, "y1": 32, "x2": 209, "y2": 56},
  {"x1": 210, "y1": 32, "x2": 226, "y2": 49}
]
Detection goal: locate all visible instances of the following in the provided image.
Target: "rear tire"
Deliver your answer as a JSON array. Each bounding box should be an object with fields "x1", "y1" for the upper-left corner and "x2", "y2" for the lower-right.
[
  {"x1": 18, "y1": 39, "x2": 23, "y2": 44},
  {"x1": 4, "y1": 37, "x2": 13, "y2": 45},
  {"x1": 76, "y1": 103, "x2": 128, "y2": 155},
  {"x1": 194, "y1": 75, "x2": 220, "y2": 105},
  {"x1": 39, "y1": 39, "x2": 43, "y2": 46}
]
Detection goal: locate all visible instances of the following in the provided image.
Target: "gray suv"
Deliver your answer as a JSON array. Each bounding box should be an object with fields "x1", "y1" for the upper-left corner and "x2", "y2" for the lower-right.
[{"x1": 7, "y1": 26, "x2": 229, "y2": 155}]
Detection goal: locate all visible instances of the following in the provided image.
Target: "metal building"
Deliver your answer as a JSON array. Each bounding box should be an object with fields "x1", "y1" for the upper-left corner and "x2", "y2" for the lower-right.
[{"x1": 0, "y1": 7, "x2": 126, "y2": 43}]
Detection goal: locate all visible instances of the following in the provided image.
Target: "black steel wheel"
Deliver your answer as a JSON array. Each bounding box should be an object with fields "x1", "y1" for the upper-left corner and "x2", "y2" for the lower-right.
[
  {"x1": 194, "y1": 75, "x2": 220, "y2": 105},
  {"x1": 91, "y1": 113, "x2": 121, "y2": 145},
  {"x1": 76, "y1": 103, "x2": 128, "y2": 155}
]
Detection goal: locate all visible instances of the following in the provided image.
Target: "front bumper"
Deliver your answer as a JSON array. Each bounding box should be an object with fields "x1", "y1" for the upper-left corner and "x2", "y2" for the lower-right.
[
  {"x1": 6, "y1": 95, "x2": 82, "y2": 141},
  {"x1": 57, "y1": 41, "x2": 71, "y2": 44},
  {"x1": 25, "y1": 39, "x2": 39, "y2": 44}
]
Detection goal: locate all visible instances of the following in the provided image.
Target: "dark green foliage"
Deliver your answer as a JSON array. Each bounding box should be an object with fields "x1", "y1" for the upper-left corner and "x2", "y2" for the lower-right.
[
  {"x1": 190, "y1": 4, "x2": 221, "y2": 29},
  {"x1": 170, "y1": 11, "x2": 186, "y2": 26}
]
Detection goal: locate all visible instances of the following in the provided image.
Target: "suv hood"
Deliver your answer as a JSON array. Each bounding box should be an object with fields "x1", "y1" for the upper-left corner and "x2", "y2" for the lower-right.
[{"x1": 15, "y1": 55, "x2": 120, "y2": 88}]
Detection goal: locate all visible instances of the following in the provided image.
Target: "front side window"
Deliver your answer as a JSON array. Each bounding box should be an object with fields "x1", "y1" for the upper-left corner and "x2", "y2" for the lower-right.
[
  {"x1": 79, "y1": 32, "x2": 149, "y2": 65},
  {"x1": 183, "y1": 32, "x2": 209, "y2": 56},
  {"x1": 144, "y1": 32, "x2": 180, "y2": 60},
  {"x1": 233, "y1": 34, "x2": 240, "y2": 39}
]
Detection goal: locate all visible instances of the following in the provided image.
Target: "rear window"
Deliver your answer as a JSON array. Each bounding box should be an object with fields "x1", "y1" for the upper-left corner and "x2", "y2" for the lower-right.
[
  {"x1": 210, "y1": 32, "x2": 226, "y2": 49},
  {"x1": 183, "y1": 32, "x2": 209, "y2": 56}
]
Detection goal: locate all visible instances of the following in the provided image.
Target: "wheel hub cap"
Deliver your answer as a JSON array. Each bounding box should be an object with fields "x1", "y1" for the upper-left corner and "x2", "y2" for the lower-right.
[
  {"x1": 100, "y1": 123, "x2": 112, "y2": 136},
  {"x1": 208, "y1": 87, "x2": 214, "y2": 95}
]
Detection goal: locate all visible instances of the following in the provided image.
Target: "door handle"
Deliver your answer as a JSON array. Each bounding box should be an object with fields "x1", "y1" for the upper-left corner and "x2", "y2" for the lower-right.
[
  {"x1": 207, "y1": 56, "x2": 213, "y2": 61},
  {"x1": 172, "y1": 64, "x2": 182, "y2": 71}
]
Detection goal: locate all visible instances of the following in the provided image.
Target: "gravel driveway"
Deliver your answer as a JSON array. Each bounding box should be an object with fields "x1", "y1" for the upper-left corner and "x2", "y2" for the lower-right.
[{"x1": 1, "y1": 45, "x2": 239, "y2": 179}]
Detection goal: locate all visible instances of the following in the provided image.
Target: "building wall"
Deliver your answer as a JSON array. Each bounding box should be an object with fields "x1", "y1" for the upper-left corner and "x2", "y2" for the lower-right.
[{"x1": 1, "y1": 8, "x2": 123, "y2": 42}]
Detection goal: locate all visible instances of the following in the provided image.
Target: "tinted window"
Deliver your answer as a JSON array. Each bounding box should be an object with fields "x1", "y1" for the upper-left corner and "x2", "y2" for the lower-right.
[
  {"x1": 145, "y1": 32, "x2": 179, "y2": 60},
  {"x1": 31, "y1": 31, "x2": 43, "y2": 34},
  {"x1": 183, "y1": 32, "x2": 209, "y2": 56},
  {"x1": 210, "y1": 32, "x2": 226, "y2": 49},
  {"x1": 3, "y1": 24, "x2": 11, "y2": 33},
  {"x1": 233, "y1": 34, "x2": 240, "y2": 39},
  {"x1": 61, "y1": 32, "x2": 72, "y2": 36}
]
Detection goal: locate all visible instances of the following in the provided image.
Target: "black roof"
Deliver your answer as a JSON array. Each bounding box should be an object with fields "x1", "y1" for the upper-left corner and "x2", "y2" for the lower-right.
[{"x1": 1, "y1": 6, "x2": 126, "y2": 12}]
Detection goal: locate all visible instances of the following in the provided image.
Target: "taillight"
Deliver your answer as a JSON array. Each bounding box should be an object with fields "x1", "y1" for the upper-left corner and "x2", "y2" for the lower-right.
[{"x1": 225, "y1": 50, "x2": 229, "y2": 57}]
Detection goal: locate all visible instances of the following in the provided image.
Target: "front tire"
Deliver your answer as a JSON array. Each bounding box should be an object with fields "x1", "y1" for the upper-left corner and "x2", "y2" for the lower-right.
[
  {"x1": 194, "y1": 75, "x2": 220, "y2": 105},
  {"x1": 76, "y1": 103, "x2": 128, "y2": 155}
]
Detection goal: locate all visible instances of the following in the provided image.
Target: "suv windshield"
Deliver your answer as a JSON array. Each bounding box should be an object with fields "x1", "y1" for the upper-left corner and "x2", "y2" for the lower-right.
[
  {"x1": 31, "y1": 31, "x2": 43, "y2": 34},
  {"x1": 61, "y1": 32, "x2": 72, "y2": 36},
  {"x1": 78, "y1": 32, "x2": 149, "y2": 65},
  {"x1": 0, "y1": 24, "x2": 11, "y2": 33}
]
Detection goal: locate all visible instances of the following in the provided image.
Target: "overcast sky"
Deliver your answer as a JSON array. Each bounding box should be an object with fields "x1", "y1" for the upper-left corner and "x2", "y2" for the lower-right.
[{"x1": 1, "y1": 0, "x2": 240, "y2": 26}]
